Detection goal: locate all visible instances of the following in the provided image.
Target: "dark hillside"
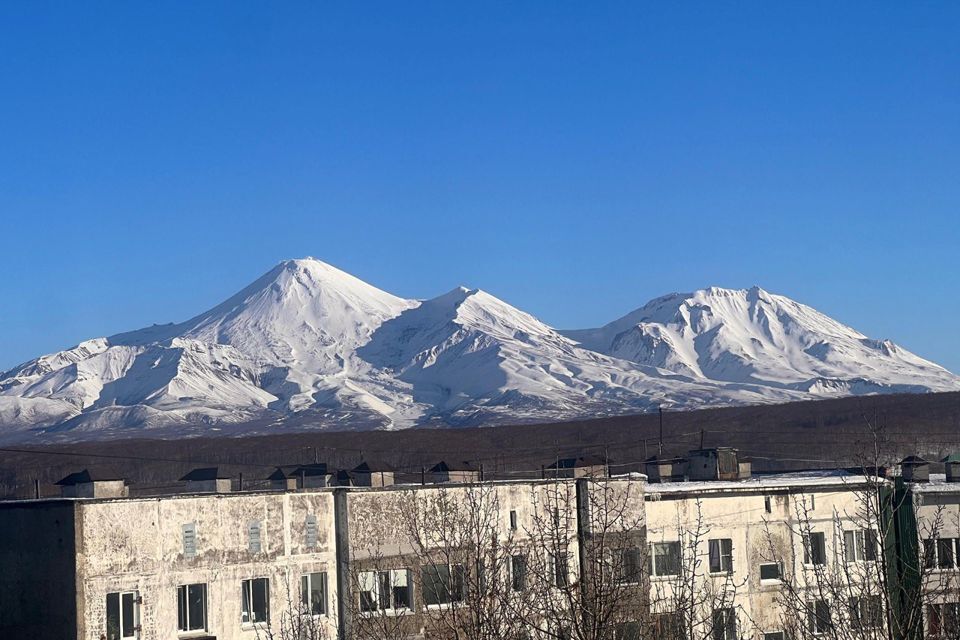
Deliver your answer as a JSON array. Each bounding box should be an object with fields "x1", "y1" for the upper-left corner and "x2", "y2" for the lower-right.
[{"x1": 1, "y1": 391, "x2": 958, "y2": 499}]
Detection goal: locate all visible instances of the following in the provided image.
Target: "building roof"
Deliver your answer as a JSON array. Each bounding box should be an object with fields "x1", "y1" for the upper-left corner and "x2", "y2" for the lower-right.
[
  {"x1": 332, "y1": 469, "x2": 354, "y2": 485},
  {"x1": 353, "y1": 460, "x2": 395, "y2": 473},
  {"x1": 941, "y1": 454, "x2": 960, "y2": 464},
  {"x1": 645, "y1": 455, "x2": 687, "y2": 464},
  {"x1": 292, "y1": 463, "x2": 330, "y2": 477},
  {"x1": 901, "y1": 455, "x2": 929, "y2": 465},
  {"x1": 179, "y1": 467, "x2": 230, "y2": 482},
  {"x1": 688, "y1": 447, "x2": 738, "y2": 456},
  {"x1": 430, "y1": 461, "x2": 477, "y2": 473},
  {"x1": 56, "y1": 469, "x2": 126, "y2": 486},
  {"x1": 268, "y1": 467, "x2": 291, "y2": 481},
  {"x1": 646, "y1": 469, "x2": 876, "y2": 497},
  {"x1": 547, "y1": 455, "x2": 609, "y2": 469}
]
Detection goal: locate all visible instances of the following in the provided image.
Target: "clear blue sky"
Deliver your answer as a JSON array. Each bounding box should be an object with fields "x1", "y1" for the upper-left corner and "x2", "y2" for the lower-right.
[{"x1": 1, "y1": 2, "x2": 958, "y2": 373}]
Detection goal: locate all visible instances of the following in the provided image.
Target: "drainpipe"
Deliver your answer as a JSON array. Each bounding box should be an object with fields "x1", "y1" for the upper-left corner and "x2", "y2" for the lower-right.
[{"x1": 333, "y1": 488, "x2": 352, "y2": 640}]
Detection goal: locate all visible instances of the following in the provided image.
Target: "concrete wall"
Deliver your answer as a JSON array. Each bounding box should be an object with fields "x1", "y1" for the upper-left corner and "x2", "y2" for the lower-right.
[
  {"x1": 74, "y1": 490, "x2": 338, "y2": 640},
  {"x1": 339, "y1": 478, "x2": 647, "y2": 638},
  {"x1": 645, "y1": 484, "x2": 869, "y2": 639}
]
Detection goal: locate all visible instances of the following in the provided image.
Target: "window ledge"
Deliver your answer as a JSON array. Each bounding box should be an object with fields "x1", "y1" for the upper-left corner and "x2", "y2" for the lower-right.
[
  {"x1": 424, "y1": 602, "x2": 465, "y2": 611},
  {"x1": 359, "y1": 608, "x2": 414, "y2": 618}
]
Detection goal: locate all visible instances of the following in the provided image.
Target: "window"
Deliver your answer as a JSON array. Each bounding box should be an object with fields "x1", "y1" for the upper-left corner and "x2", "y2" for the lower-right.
[
  {"x1": 305, "y1": 515, "x2": 318, "y2": 549},
  {"x1": 759, "y1": 562, "x2": 782, "y2": 582},
  {"x1": 248, "y1": 521, "x2": 262, "y2": 553},
  {"x1": 301, "y1": 572, "x2": 328, "y2": 616},
  {"x1": 651, "y1": 612, "x2": 685, "y2": 639},
  {"x1": 613, "y1": 621, "x2": 641, "y2": 640},
  {"x1": 844, "y1": 529, "x2": 878, "y2": 563},
  {"x1": 177, "y1": 583, "x2": 207, "y2": 633},
  {"x1": 182, "y1": 522, "x2": 197, "y2": 558},
  {"x1": 241, "y1": 578, "x2": 270, "y2": 624},
  {"x1": 106, "y1": 591, "x2": 139, "y2": 640},
  {"x1": 510, "y1": 510, "x2": 518, "y2": 530},
  {"x1": 940, "y1": 539, "x2": 959, "y2": 569},
  {"x1": 552, "y1": 552, "x2": 570, "y2": 586},
  {"x1": 712, "y1": 607, "x2": 736, "y2": 640},
  {"x1": 849, "y1": 595, "x2": 882, "y2": 629},
  {"x1": 615, "y1": 547, "x2": 642, "y2": 584},
  {"x1": 421, "y1": 564, "x2": 465, "y2": 607},
  {"x1": 804, "y1": 532, "x2": 826, "y2": 566},
  {"x1": 511, "y1": 554, "x2": 528, "y2": 592},
  {"x1": 359, "y1": 569, "x2": 411, "y2": 613},
  {"x1": 764, "y1": 496, "x2": 772, "y2": 514},
  {"x1": 763, "y1": 633, "x2": 785, "y2": 640},
  {"x1": 928, "y1": 602, "x2": 960, "y2": 638},
  {"x1": 925, "y1": 538, "x2": 960, "y2": 570},
  {"x1": 808, "y1": 600, "x2": 831, "y2": 635},
  {"x1": 650, "y1": 541, "x2": 681, "y2": 577},
  {"x1": 709, "y1": 539, "x2": 733, "y2": 574}
]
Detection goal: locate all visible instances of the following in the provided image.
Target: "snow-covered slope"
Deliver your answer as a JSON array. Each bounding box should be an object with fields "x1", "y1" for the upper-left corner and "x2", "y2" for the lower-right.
[
  {"x1": 1, "y1": 264, "x2": 956, "y2": 442},
  {"x1": 562, "y1": 286, "x2": 960, "y2": 395}
]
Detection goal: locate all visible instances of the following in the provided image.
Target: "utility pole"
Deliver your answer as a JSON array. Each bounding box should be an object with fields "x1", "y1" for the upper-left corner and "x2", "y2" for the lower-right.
[{"x1": 658, "y1": 405, "x2": 664, "y2": 457}]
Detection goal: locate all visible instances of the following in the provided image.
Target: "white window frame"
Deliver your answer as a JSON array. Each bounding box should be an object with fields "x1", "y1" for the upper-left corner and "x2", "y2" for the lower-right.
[
  {"x1": 712, "y1": 607, "x2": 737, "y2": 640},
  {"x1": 650, "y1": 541, "x2": 681, "y2": 578},
  {"x1": 359, "y1": 569, "x2": 413, "y2": 614},
  {"x1": 808, "y1": 599, "x2": 831, "y2": 636},
  {"x1": 301, "y1": 571, "x2": 329, "y2": 617},
  {"x1": 708, "y1": 538, "x2": 734, "y2": 574},
  {"x1": 759, "y1": 561, "x2": 783, "y2": 584},
  {"x1": 241, "y1": 577, "x2": 270, "y2": 626},
  {"x1": 804, "y1": 531, "x2": 827, "y2": 566},
  {"x1": 177, "y1": 583, "x2": 207, "y2": 634},
  {"x1": 106, "y1": 590, "x2": 140, "y2": 640},
  {"x1": 843, "y1": 529, "x2": 878, "y2": 563},
  {"x1": 421, "y1": 563, "x2": 465, "y2": 609},
  {"x1": 929, "y1": 538, "x2": 960, "y2": 570}
]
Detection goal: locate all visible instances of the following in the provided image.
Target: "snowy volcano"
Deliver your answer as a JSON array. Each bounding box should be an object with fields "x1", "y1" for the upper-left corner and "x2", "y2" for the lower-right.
[
  {"x1": 1, "y1": 260, "x2": 957, "y2": 441},
  {"x1": 561, "y1": 286, "x2": 959, "y2": 395}
]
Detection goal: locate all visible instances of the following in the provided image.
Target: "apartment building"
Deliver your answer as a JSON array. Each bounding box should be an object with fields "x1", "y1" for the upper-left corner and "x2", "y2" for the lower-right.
[
  {"x1": 0, "y1": 485, "x2": 339, "y2": 640},
  {"x1": 899, "y1": 457, "x2": 960, "y2": 639},
  {"x1": 645, "y1": 465, "x2": 878, "y2": 639},
  {"x1": 3, "y1": 449, "x2": 960, "y2": 640}
]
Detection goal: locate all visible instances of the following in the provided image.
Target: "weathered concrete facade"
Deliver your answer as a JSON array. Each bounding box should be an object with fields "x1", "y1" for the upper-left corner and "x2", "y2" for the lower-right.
[
  {"x1": 645, "y1": 472, "x2": 877, "y2": 638},
  {"x1": 1, "y1": 491, "x2": 338, "y2": 640},
  {"x1": 6, "y1": 465, "x2": 946, "y2": 640}
]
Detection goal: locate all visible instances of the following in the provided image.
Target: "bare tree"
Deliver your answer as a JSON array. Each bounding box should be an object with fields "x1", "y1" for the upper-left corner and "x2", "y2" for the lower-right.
[
  {"x1": 399, "y1": 482, "x2": 533, "y2": 640},
  {"x1": 254, "y1": 572, "x2": 333, "y2": 640},
  {"x1": 761, "y1": 419, "x2": 960, "y2": 640},
  {"x1": 514, "y1": 475, "x2": 650, "y2": 640},
  {"x1": 647, "y1": 497, "x2": 750, "y2": 640}
]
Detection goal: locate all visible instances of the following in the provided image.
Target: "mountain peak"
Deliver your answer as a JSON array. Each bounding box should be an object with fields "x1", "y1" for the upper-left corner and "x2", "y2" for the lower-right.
[
  {"x1": 563, "y1": 286, "x2": 957, "y2": 390},
  {"x1": 2, "y1": 264, "x2": 957, "y2": 442}
]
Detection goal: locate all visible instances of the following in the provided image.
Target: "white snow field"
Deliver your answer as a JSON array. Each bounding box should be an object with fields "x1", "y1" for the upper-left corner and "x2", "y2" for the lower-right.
[{"x1": 1, "y1": 259, "x2": 957, "y2": 441}]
